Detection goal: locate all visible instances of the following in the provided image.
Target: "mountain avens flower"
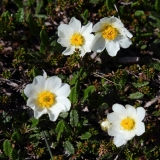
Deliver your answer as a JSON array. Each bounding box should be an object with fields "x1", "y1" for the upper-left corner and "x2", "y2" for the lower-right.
[
  {"x1": 24, "y1": 75, "x2": 71, "y2": 121},
  {"x1": 100, "y1": 118, "x2": 111, "y2": 132},
  {"x1": 107, "y1": 103, "x2": 145, "y2": 147},
  {"x1": 91, "y1": 16, "x2": 133, "y2": 56},
  {"x1": 57, "y1": 17, "x2": 94, "y2": 57}
]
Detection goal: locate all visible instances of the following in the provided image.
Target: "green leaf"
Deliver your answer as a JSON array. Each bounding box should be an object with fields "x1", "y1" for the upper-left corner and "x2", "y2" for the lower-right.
[
  {"x1": 155, "y1": 0, "x2": 160, "y2": 12},
  {"x1": 13, "y1": 0, "x2": 23, "y2": 8},
  {"x1": 59, "y1": 112, "x2": 68, "y2": 119},
  {"x1": 16, "y1": 8, "x2": 24, "y2": 22},
  {"x1": 30, "y1": 118, "x2": 39, "y2": 128},
  {"x1": 153, "y1": 62, "x2": 160, "y2": 71},
  {"x1": 9, "y1": 148, "x2": 18, "y2": 160},
  {"x1": 63, "y1": 141, "x2": 75, "y2": 155},
  {"x1": 105, "y1": 0, "x2": 115, "y2": 10},
  {"x1": 3, "y1": 139, "x2": 12, "y2": 156},
  {"x1": 80, "y1": 132, "x2": 92, "y2": 140},
  {"x1": 55, "y1": 120, "x2": 65, "y2": 141},
  {"x1": 135, "y1": 10, "x2": 145, "y2": 16},
  {"x1": 11, "y1": 131, "x2": 22, "y2": 143},
  {"x1": 70, "y1": 109, "x2": 79, "y2": 127},
  {"x1": 82, "y1": 85, "x2": 95, "y2": 102},
  {"x1": 141, "y1": 44, "x2": 147, "y2": 50},
  {"x1": 132, "y1": 81, "x2": 149, "y2": 88},
  {"x1": 129, "y1": 92, "x2": 144, "y2": 99},
  {"x1": 27, "y1": 14, "x2": 40, "y2": 36},
  {"x1": 40, "y1": 29, "x2": 49, "y2": 46},
  {"x1": 36, "y1": 0, "x2": 44, "y2": 14}
]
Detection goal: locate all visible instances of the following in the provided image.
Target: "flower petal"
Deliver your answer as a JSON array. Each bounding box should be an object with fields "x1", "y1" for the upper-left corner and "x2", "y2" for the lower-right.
[
  {"x1": 81, "y1": 22, "x2": 93, "y2": 34},
  {"x1": 113, "y1": 134, "x2": 127, "y2": 147},
  {"x1": 110, "y1": 16, "x2": 124, "y2": 28},
  {"x1": 62, "y1": 46, "x2": 75, "y2": 55},
  {"x1": 125, "y1": 104, "x2": 136, "y2": 117},
  {"x1": 34, "y1": 107, "x2": 47, "y2": 119},
  {"x1": 105, "y1": 40, "x2": 120, "y2": 57},
  {"x1": 116, "y1": 35, "x2": 132, "y2": 48},
  {"x1": 69, "y1": 17, "x2": 81, "y2": 33},
  {"x1": 108, "y1": 125, "x2": 119, "y2": 136},
  {"x1": 100, "y1": 17, "x2": 111, "y2": 24},
  {"x1": 58, "y1": 24, "x2": 73, "y2": 38},
  {"x1": 135, "y1": 122, "x2": 145, "y2": 136},
  {"x1": 24, "y1": 84, "x2": 36, "y2": 98},
  {"x1": 92, "y1": 22, "x2": 104, "y2": 32},
  {"x1": 45, "y1": 76, "x2": 62, "y2": 93},
  {"x1": 112, "y1": 103, "x2": 126, "y2": 114},
  {"x1": 123, "y1": 130, "x2": 135, "y2": 140},
  {"x1": 57, "y1": 38, "x2": 70, "y2": 47},
  {"x1": 27, "y1": 98, "x2": 36, "y2": 110},
  {"x1": 55, "y1": 83, "x2": 71, "y2": 97},
  {"x1": 107, "y1": 112, "x2": 121, "y2": 124},
  {"x1": 136, "y1": 107, "x2": 145, "y2": 121},
  {"x1": 120, "y1": 28, "x2": 133, "y2": 38},
  {"x1": 91, "y1": 33, "x2": 106, "y2": 52},
  {"x1": 56, "y1": 96, "x2": 71, "y2": 111},
  {"x1": 32, "y1": 76, "x2": 46, "y2": 92},
  {"x1": 48, "y1": 103, "x2": 67, "y2": 121}
]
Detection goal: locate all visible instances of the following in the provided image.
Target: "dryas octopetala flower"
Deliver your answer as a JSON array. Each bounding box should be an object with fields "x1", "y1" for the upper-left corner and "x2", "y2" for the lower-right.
[
  {"x1": 57, "y1": 17, "x2": 94, "y2": 57},
  {"x1": 99, "y1": 118, "x2": 111, "y2": 132},
  {"x1": 24, "y1": 75, "x2": 71, "y2": 121},
  {"x1": 107, "y1": 103, "x2": 145, "y2": 147},
  {"x1": 91, "y1": 16, "x2": 133, "y2": 57}
]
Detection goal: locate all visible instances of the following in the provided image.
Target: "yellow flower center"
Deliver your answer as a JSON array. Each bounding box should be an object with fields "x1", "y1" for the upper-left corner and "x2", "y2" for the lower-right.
[
  {"x1": 120, "y1": 117, "x2": 135, "y2": 130},
  {"x1": 37, "y1": 91, "x2": 56, "y2": 108},
  {"x1": 102, "y1": 26, "x2": 118, "y2": 40},
  {"x1": 70, "y1": 33, "x2": 84, "y2": 46}
]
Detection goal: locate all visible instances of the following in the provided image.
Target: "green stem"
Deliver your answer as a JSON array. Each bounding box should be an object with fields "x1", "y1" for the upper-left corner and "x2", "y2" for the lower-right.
[{"x1": 42, "y1": 131, "x2": 54, "y2": 160}]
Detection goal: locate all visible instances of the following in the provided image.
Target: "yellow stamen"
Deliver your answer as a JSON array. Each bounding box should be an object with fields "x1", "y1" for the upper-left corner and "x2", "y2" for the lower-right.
[
  {"x1": 120, "y1": 117, "x2": 135, "y2": 130},
  {"x1": 102, "y1": 26, "x2": 118, "y2": 40},
  {"x1": 70, "y1": 33, "x2": 84, "y2": 46},
  {"x1": 37, "y1": 91, "x2": 56, "y2": 108}
]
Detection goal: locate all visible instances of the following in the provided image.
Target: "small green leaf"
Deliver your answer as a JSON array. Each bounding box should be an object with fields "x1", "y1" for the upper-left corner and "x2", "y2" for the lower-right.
[
  {"x1": 11, "y1": 131, "x2": 22, "y2": 143},
  {"x1": 63, "y1": 141, "x2": 75, "y2": 155},
  {"x1": 132, "y1": 81, "x2": 149, "y2": 88},
  {"x1": 59, "y1": 112, "x2": 68, "y2": 119},
  {"x1": 141, "y1": 45, "x2": 147, "y2": 50},
  {"x1": 82, "y1": 85, "x2": 95, "y2": 102},
  {"x1": 155, "y1": 0, "x2": 160, "y2": 12},
  {"x1": 153, "y1": 62, "x2": 160, "y2": 71},
  {"x1": 129, "y1": 92, "x2": 144, "y2": 99},
  {"x1": 16, "y1": 8, "x2": 24, "y2": 22},
  {"x1": 105, "y1": 0, "x2": 115, "y2": 10},
  {"x1": 36, "y1": 0, "x2": 44, "y2": 14},
  {"x1": 55, "y1": 120, "x2": 65, "y2": 141},
  {"x1": 70, "y1": 109, "x2": 79, "y2": 127},
  {"x1": 3, "y1": 139, "x2": 12, "y2": 156},
  {"x1": 40, "y1": 29, "x2": 49, "y2": 46},
  {"x1": 13, "y1": 0, "x2": 23, "y2": 8},
  {"x1": 9, "y1": 148, "x2": 18, "y2": 160},
  {"x1": 135, "y1": 10, "x2": 145, "y2": 16},
  {"x1": 80, "y1": 132, "x2": 92, "y2": 140},
  {"x1": 30, "y1": 118, "x2": 39, "y2": 128}
]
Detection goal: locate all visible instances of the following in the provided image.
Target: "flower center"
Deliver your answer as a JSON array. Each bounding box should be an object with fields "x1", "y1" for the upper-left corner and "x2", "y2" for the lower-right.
[
  {"x1": 37, "y1": 91, "x2": 56, "y2": 108},
  {"x1": 70, "y1": 33, "x2": 84, "y2": 46},
  {"x1": 120, "y1": 117, "x2": 135, "y2": 130},
  {"x1": 102, "y1": 26, "x2": 118, "y2": 40}
]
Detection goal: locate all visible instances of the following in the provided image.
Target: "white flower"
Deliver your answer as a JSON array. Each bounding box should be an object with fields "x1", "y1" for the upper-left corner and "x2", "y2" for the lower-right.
[
  {"x1": 24, "y1": 75, "x2": 71, "y2": 122},
  {"x1": 99, "y1": 118, "x2": 111, "y2": 132},
  {"x1": 107, "y1": 103, "x2": 145, "y2": 147},
  {"x1": 91, "y1": 16, "x2": 133, "y2": 57},
  {"x1": 57, "y1": 17, "x2": 94, "y2": 57}
]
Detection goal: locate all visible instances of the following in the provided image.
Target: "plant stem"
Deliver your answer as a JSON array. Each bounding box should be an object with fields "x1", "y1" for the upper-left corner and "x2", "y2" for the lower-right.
[{"x1": 42, "y1": 131, "x2": 54, "y2": 160}]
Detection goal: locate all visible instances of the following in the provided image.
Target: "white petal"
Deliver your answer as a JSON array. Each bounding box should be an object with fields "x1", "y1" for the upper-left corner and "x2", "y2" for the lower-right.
[
  {"x1": 34, "y1": 107, "x2": 47, "y2": 119},
  {"x1": 56, "y1": 96, "x2": 71, "y2": 111},
  {"x1": 69, "y1": 17, "x2": 81, "y2": 33},
  {"x1": 112, "y1": 103, "x2": 126, "y2": 114},
  {"x1": 136, "y1": 107, "x2": 145, "y2": 121},
  {"x1": 135, "y1": 122, "x2": 145, "y2": 136},
  {"x1": 58, "y1": 24, "x2": 73, "y2": 38},
  {"x1": 92, "y1": 22, "x2": 104, "y2": 32},
  {"x1": 100, "y1": 17, "x2": 111, "y2": 24},
  {"x1": 24, "y1": 84, "x2": 36, "y2": 98},
  {"x1": 48, "y1": 103, "x2": 67, "y2": 121},
  {"x1": 108, "y1": 126, "x2": 119, "y2": 136},
  {"x1": 123, "y1": 130, "x2": 135, "y2": 140},
  {"x1": 105, "y1": 40, "x2": 120, "y2": 57},
  {"x1": 113, "y1": 134, "x2": 127, "y2": 147},
  {"x1": 125, "y1": 104, "x2": 136, "y2": 117},
  {"x1": 55, "y1": 83, "x2": 71, "y2": 97},
  {"x1": 91, "y1": 33, "x2": 106, "y2": 52},
  {"x1": 27, "y1": 98, "x2": 36, "y2": 110},
  {"x1": 32, "y1": 76, "x2": 46, "y2": 92},
  {"x1": 110, "y1": 16, "x2": 124, "y2": 28},
  {"x1": 117, "y1": 36, "x2": 132, "y2": 48},
  {"x1": 79, "y1": 47, "x2": 86, "y2": 57},
  {"x1": 83, "y1": 33, "x2": 95, "y2": 43},
  {"x1": 107, "y1": 112, "x2": 121, "y2": 123},
  {"x1": 120, "y1": 28, "x2": 133, "y2": 38},
  {"x1": 45, "y1": 76, "x2": 62, "y2": 93},
  {"x1": 57, "y1": 38, "x2": 70, "y2": 47},
  {"x1": 62, "y1": 46, "x2": 75, "y2": 55},
  {"x1": 81, "y1": 22, "x2": 93, "y2": 34}
]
